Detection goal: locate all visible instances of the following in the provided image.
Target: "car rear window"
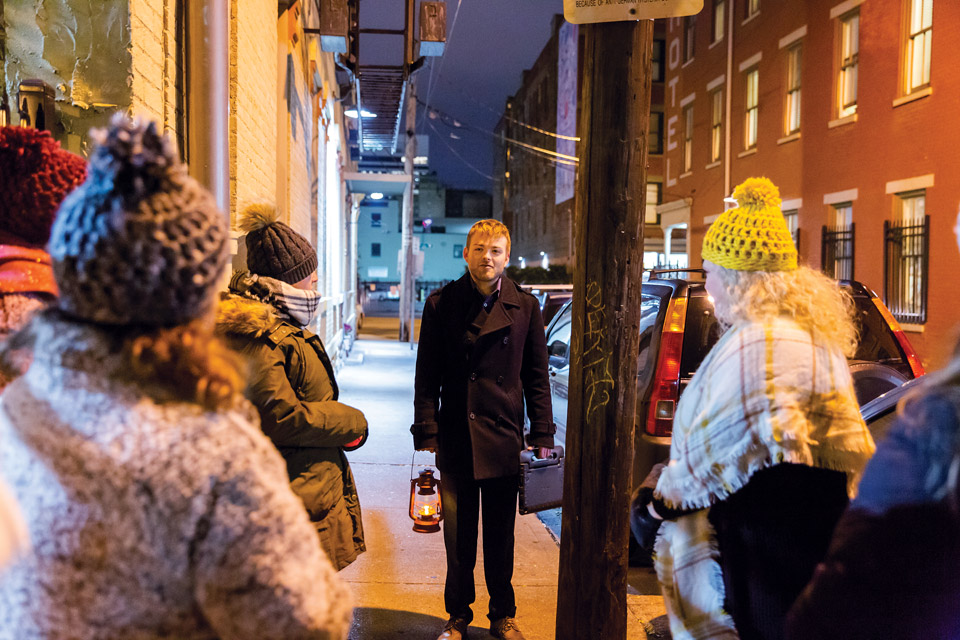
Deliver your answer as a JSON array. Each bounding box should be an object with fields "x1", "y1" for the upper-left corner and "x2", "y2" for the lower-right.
[
  {"x1": 680, "y1": 293, "x2": 722, "y2": 379},
  {"x1": 852, "y1": 296, "x2": 908, "y2": 367}
]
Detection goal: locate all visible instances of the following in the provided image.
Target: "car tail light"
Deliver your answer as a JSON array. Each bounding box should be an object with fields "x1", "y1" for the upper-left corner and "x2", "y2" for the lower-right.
[
  {"x1": 871, "y1": 296, "x2": 925, "y2": 378},
  {"x1": 646, "y1": 295, "x2": 688, "y2": 437}
]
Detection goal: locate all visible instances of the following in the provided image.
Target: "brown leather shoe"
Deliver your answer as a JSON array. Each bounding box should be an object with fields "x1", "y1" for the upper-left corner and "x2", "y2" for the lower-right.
[
  {"x1": 489, "y1": 617, "x2": 526, "y2": 640},
  {"x1": 437, "y1": 616, "x2": 470, "y2": 639}
]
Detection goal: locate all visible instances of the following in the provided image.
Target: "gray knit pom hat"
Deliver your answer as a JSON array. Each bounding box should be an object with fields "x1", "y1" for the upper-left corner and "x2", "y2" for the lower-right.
[
  {"x1": 48, "y1": 114, "x2": 228, "y2": 326},
  {"x1": 239, "y1": 204, "x2": 317, "y2": 284}
]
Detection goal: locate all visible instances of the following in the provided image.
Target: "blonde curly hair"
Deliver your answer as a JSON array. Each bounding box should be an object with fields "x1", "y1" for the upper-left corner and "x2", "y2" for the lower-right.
[{"x1": 709, "y1": 263, "x2": 859, "y2": 357}]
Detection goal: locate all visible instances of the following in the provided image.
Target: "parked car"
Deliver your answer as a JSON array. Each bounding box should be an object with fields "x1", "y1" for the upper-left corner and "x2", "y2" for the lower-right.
[
  {"x1": 521, "y1": 284, "x2": 574, "y2": 327},
  {"x1": 542, "y1": 269, "x2": 925, "y2": 498}
]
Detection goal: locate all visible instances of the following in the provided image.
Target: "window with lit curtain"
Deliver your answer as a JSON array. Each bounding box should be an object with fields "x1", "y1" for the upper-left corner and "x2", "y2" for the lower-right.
[
  {"x1": 785, "y1": 44, "x2": 802, "y2": 135},
  {"x1": 744, "y1": 69, "x2": 759, "y2": 149},
  {"x1": 710, "y1": 89, "x2": 723, "y2": 162},
  {"x1": 684, "y1": 15, "x2": 696, "y2": 62},
  {"x1": 645, "y1": 182, "x2": 662, "y2": 224},
  {"x1": 683, "y1": 106, "x2": 694, "y2": 172},
  {"x1": 712, "y1": 0, "x2": 725, "y2": 43},
  {"x1": 838, "y1": 11, "x2": 859, "y2": 117},
  {"x1": 746, "y1": 0, "x2": 760, "y2": 20},
  {"x1": 905, "y1": 0, "x2": 933, "y2": 93}
]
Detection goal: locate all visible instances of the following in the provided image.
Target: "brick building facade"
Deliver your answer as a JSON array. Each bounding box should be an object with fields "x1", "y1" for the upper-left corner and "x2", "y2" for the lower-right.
[
  {"x1": 1, "y1": 0, "x2": 358, "y2": 360},
  {"x1": 659, "y1": 0, "x2": 958, "y2": 370}
]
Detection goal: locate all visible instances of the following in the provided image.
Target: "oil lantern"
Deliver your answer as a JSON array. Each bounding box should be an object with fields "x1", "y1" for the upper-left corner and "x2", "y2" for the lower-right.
[{"x1": 409, "y1": 468, "x2": 443, "y2": 533}]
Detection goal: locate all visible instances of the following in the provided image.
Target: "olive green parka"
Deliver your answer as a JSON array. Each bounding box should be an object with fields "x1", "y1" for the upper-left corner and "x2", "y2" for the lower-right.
[{"x1": 216, "y1": 294, "x2": 366, "y2": 570}]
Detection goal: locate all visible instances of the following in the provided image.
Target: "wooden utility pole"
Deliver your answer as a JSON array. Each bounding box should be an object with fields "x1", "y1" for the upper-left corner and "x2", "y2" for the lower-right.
[
  {"x1": 398, "y1": 0, "x2": 417, "y2": 343},
  {"x1": 399, "y1": 78, "x2": 417, "y2": 343},
  {"x1": 556, "y1": 18, "x2": 653, "y2": 640}
]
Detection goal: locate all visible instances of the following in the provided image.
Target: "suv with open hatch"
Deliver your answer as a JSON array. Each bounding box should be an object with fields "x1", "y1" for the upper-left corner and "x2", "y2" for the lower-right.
[{"x1": 542, "y1": 268, "x2": 925, "y2": 493}]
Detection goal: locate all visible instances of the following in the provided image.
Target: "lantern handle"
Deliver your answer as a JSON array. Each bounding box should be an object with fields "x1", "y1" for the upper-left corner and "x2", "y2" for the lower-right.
[{"x1": 411, "y1": 450, "x2": 438, "y2": 482}]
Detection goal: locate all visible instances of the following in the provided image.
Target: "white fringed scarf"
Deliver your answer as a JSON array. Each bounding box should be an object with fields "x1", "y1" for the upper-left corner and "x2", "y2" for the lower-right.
[{"x1": 654, "y1": 318, "x2": 876, "y2": 640}]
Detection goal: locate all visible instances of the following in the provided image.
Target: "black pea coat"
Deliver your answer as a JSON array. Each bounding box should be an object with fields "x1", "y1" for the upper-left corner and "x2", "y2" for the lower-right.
[{"x1": 412, "y1": 274, "x2": 555, "y2": 480}]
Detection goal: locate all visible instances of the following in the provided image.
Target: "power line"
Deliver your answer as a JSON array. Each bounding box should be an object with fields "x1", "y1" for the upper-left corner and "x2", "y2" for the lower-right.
[{"x1": 425, "y1": 119, "x2": 495, "y2": 182}]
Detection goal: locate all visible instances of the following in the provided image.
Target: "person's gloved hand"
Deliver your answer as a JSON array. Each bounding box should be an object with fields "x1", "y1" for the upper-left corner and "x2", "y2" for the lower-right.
[{"x1": 630, "y1": 463, "x2": 667, "y2": 551}]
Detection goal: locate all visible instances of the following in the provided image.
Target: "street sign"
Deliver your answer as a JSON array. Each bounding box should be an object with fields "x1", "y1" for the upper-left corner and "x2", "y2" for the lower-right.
[{"x1": 563, "y1": 0, "x2": 702, "y2": 24}]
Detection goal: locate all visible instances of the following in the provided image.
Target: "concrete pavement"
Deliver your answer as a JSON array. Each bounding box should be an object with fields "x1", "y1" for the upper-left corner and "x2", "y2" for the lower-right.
[{"x1": 338, "y1": 317, "x2": 669, "y2": 639}]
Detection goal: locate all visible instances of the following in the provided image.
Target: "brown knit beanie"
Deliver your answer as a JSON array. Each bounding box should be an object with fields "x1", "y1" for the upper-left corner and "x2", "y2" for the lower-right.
[
  {"x1": 0, "y1": 126, "x2": 87, "y2": 245},
  {"x1": 48, "y1": 114, "x2": 228, "y2": 326},
  {"x1": 239, "y1": 204, "x2": 317, "y2": 284}
]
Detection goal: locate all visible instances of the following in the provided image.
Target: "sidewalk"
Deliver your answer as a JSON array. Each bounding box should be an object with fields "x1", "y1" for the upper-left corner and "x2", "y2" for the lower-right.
[{"x1": 338, "y1": 323, "x2": 668, "y2": 639}]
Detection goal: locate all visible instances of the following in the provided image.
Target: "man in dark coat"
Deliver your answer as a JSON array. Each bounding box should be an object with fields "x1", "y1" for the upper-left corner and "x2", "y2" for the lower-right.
[{"x1": 412, "y1": 219, "x2": 555, "y2": 640}]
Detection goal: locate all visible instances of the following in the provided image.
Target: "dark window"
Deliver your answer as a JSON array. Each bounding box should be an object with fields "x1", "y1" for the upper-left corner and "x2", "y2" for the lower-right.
[
  {"x1": 849, "y1": 293, "x2": 912, "y2": 372},
  {"x1": 174, "y1": 0, "x2": 189, "y2": 162},
  {"x1": 649, "y1": 111, "x2": 664, "y2": 154},
  {"x1": 546, "y1": 317, "x2": 573, "y2": 368},
  {"x1": 652, "y1": 39, "x2": 665, "y2": 82},
  {"x1": 371, "y1": 243, "x2": 381, "y2": 258},
  {"x1": 684, "y1": 15, "x2": 696, "y2": 62},
  {"x1": 371, "y1": 212, "x2": 382, "y2": 228}
]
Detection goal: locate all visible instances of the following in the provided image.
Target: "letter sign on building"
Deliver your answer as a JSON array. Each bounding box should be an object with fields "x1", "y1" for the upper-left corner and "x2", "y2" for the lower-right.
[{"x1": 563, "y1": 0, "x2": 702, "y2": 24}]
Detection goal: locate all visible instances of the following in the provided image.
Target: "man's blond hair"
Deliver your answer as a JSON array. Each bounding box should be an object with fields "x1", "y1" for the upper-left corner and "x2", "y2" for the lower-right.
[{"x1": 466, "y1": 219, "x2": 511, "y2": 255}]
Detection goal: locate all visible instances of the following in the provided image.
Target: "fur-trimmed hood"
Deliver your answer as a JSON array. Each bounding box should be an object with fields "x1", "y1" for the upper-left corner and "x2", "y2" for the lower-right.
[{"x1": 215, "y1": 293, "x2": 280, "y2": 338}]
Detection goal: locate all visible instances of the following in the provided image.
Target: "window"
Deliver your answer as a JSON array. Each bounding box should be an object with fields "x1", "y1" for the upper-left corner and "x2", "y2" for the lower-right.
[
  {"x1": 744, "y1": 68, "x2": 759, "y2": 149},
  {"x1": 684, "y1": 15, "x2": 696, "y2": 63},
  {"x1": 785, "y1": 44, "x2": 802, "y2": 134},
  {"x1": 453, "y1": 243, "x2": 463, "y2": 258},
  {"x1": 371, "y1": 212, "x2": 382, "y2": 228},
  {"x1": 652, "y1": 39, "x2": 665, "y2": 82},
  {"x1": 821, "y1": 204, "x2": 854, "y2": 280},
  {"x1": 371, "y1": 242, "x2": 381, "y2": 258},
  {"x1": 838, "y1": 11, "x2": 859, "y2": 117},
  {"x1": 712, "y1": 0, "x2": 726, "y2": 43},
  {"x1": 905, "y1": 0, "x2": 933, "y2": 93},
  {"x1": 710, "y1": 89, "x2": 723, "y2": 162},
  {"x1": 174, "y1": 0, "x2": 189, "y2": 162},
  {"x1": 746, "y1": 0, "x2": 760, "y2": 20},
  {"x1": 884, "y1": 191, "x2": 929, "y2": 323},
  {"x1": 683, "y1": 105, "x2": 694, "y2": 172},
  {"x1": 783, "y1": 209, "x2": 800, "y2": 252},
  {"x1": 645, "y1": 181, "x2": 662, "y2": 224},
  {"x1": 649, "y1": 111, "x2": 664, "y2": 154}
]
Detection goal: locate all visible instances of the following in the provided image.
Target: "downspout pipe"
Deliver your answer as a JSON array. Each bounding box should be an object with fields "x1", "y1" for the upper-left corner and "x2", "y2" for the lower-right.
[
  {"x1": 187, "y1": 0, "x2": 229, "y2": 213},
  {"x1": 724, "y1": 0, "x2": 734, "y2": 198}
]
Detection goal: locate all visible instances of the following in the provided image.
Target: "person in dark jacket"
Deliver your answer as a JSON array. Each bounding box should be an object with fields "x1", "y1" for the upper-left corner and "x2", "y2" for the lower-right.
[
  {"x1": 412, "y1": 219, "x2": 555, "y2": 640},
  {"x1": 217, "y1": 204, "x2": 367, "y2": 571},
  {"x1": 785, "y1": 212, "x2": 960, "y2": 640}
]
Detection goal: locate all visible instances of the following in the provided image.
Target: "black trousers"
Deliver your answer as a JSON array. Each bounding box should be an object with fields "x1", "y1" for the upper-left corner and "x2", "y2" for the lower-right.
[{"x1": 440, "y1": 472, "x2": 519, "y2": 623}]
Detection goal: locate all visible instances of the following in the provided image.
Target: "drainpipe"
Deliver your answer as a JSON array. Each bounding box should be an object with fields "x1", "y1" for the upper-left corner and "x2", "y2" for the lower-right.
[
  {"x1": 187, "y1": 0, "x2": 229, "y2": 213},
  {"x1": 724, "y1": 0, "x2": 734, "y2": 198}
]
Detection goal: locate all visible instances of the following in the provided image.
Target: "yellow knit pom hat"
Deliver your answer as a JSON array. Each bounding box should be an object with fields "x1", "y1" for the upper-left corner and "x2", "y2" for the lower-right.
[{"x1": 701, "y1": 176, "x2": 798, "y2": 272}]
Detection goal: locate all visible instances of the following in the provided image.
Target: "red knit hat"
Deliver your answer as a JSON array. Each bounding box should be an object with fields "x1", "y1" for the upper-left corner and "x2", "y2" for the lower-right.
[{"x1": 0, "y1": 126, "x2": 87, "y2": 246}]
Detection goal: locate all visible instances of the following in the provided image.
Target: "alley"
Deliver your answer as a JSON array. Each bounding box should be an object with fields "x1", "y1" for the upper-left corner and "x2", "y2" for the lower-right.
[{"x1": 337, "y1": 318, "x2": 668, "y2": 639}]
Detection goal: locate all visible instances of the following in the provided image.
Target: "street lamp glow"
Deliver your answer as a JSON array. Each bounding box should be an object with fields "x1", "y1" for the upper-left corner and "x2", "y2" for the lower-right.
[
  {"x1": 344, "y1": 108, "x2": 378, "y2": 119},
  {"x1": 540, "y1": 251, "x2": 549, "y2": 270},
  {"x1": 369, "y1": 192, "x2": 384, "y2": 200},
  {"x1": 518, "y1": 257, "x2": 526, "y2": 269}
]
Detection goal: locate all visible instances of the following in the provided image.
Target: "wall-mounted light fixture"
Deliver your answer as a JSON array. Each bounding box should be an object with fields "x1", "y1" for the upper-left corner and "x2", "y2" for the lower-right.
[
  {"x1": 369, "y1": 192, "x2": 384, "y2": 200},
  {"x1": 344, "y1": 108, "x2": 377, "y2": 119},
  {"x1": 18, "y1": 80, "x2": 55, "y2": 131}
]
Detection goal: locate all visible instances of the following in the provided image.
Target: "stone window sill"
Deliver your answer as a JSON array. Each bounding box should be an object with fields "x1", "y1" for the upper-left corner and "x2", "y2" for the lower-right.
[
  {"x1": 828, "y1": 113, "x2": 858, "y2": 129},
  {"x1": 893, "y1": 87, "x2": 932, "y2": 108}
]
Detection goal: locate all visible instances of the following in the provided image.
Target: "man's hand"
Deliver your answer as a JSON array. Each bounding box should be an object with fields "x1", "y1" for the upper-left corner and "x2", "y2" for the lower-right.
[{"x1": 529, "y1": 446, "x2": 554, "y2": 459}]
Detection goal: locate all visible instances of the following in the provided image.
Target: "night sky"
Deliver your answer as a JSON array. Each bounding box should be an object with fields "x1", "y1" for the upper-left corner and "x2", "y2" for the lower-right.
[{"x1": 359, "y1": 0, "x2": 563, "y2": 193}]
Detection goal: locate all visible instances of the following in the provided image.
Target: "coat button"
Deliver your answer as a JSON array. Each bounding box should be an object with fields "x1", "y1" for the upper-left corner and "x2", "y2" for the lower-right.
[
  {"x1": 470, "y1": 372, "x2": 477, "y2": 381},
  {"x1": 469, "y1": 412, "x2": 476, "y2": 420},
  {"x1": 503, "y1": 336, "x2": 509, "y2": 344},
  {"x1": 497, "y1": 376, "x2": 504, "y2": 385}
]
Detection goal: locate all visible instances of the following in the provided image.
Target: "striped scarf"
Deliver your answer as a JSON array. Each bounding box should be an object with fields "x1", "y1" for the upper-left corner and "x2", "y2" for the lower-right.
[
  {"x1": 229, "y1": 270, "x2": 321, "y2": 328},
  {"x1": 653, "y1": 318, "x2": 876, "y2": 640}
]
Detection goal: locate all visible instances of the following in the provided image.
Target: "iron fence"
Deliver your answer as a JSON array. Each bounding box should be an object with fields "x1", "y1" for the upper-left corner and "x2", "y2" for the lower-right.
[
  {"x1": 883, "y1": 216, "x2": 929, "y2": 325},
  {"x1": 821, "y1": 223, "x2": 855, "y2": 281}
]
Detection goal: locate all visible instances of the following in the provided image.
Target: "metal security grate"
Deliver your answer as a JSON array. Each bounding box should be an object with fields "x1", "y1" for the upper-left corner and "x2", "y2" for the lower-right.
[
  {"x1": 821, "y1": 223, "x2": 855, "y2": 281},
  {"x1": 883, "y1": 216, "x2": 929, "y2": 325}
]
